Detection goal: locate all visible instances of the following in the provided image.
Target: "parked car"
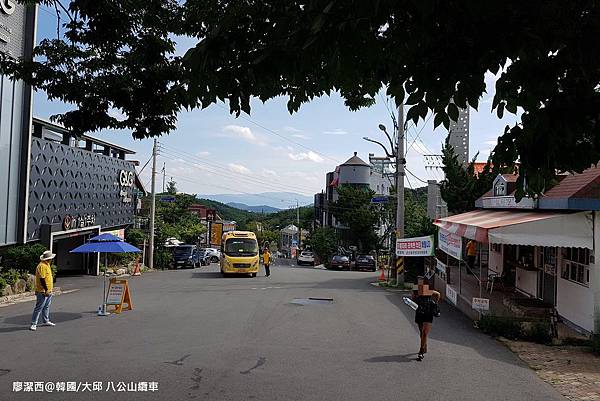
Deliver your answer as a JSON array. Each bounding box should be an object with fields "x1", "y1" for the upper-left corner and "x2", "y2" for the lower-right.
[
  {"x1": 355, "y1": 254, "x2": 376, "y2": 271},
  {"x1": 204, "y1": 248, "x2": 221, "y2": 263},
  {"x1": 297, "y1": 251, "x2": 315, "y2": 266},
  {"x1": 173, "y1": 245, "x2": 203, "y2": 268},
  {"x1": 329, "y1": 255, "x2": 350, "y2": 270},
  {"x1": 195, "y1": 248, "x2": 211, "y2": 266}
]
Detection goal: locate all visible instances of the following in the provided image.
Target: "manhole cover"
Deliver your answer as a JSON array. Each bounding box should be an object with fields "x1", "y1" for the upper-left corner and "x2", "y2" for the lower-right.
[{"x1": 290, "y1": 297, "x2": 334, "y2": 305}]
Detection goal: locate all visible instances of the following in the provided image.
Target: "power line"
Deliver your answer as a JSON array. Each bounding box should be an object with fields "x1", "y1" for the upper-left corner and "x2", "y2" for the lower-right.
[
  {"x1": 405, "y1": 168, "x2": 429, "y2": 185},
  {"x1": 159, "y1": 146, "x2": 318, "y2": 195},
  {"x1": 215, "y1": 103, "x2": 341, "y2": 165}
]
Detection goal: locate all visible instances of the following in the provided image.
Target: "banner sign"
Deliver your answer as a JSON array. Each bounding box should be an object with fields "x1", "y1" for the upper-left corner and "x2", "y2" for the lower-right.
[
  {"x1": 396, "y1": 235, "x2": 434, "y2": 257},
  {"x1": 438, "y1": 230, "x2": 462, "y2": 259},
  {"x1": 446, "y1": 285, "x2": 457, "y2": 305},
  {"x1": 472, "y1": 297, "x2": 490, "y2": 311},
  {"x1": 435, "y1": 258, "x2": 447, "y2": 274}
]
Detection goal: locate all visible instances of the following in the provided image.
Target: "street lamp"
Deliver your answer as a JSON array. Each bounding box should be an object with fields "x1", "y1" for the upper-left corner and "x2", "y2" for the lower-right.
[{"x1": 363, "y1": 107, "x2": 406, "y2": 286}]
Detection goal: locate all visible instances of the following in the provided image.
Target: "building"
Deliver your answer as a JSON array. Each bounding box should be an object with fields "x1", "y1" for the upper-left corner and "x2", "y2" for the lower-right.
[
  {"x1": 27, "y1": 118, "x2": 145, "y2": 275},
  {"x1": 279, "y1": 224, "x2": 308, "y2": 258},
  {"x1": 315, "y1": 152, "x2": 388, "y2": 229},
  {"x1": 447, "y1": 107, "x2": 469, "y2": 165},
  {"x1": 0, "y1": 2, "x2": 36, "y2": 248},
  {"x1": 432, "y1": 167, "x2": 600, "y2": 334}
]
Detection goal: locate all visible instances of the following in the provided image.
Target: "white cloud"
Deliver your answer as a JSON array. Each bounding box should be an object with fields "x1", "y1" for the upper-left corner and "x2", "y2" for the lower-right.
[
  {"x1": 197, "y1": 151, "x2": 211, "y2": 156},
  {"x1": 483, "y1": 139, "x2": 498, "y2": 146},
  {"x1": 228, "y1": 163, "x2": 251, "y2": 174},
  {"x1": 292, "y1": 134, "x2": 311, "y2": 140},
  {"x1": 222, "y1": 125, "x2": 265, "y2": 145},
  {"x1": 284, "y1": 126, "x2": 303, "y2": 133},
  {"x1": 323, "y1": 129, "x2": 348, "y2": 136},
  {"x1": 262, "y1": 168, "x2": 278, "y2": 178},
  {"x1": 288, "y1": 151, "x2": 324, "y2": 163},
  {"x1": 287, "y1": 145, "x2": 294, "y2": 151}
]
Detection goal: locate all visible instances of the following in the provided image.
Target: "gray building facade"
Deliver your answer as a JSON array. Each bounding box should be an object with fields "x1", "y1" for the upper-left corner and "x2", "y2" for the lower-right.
[
  {"x1": 0, "y1": 2, "x2": 36, "y2": 246},
  {"x1": 448, "y1": 107, "x2": 470, "y2": 165}
]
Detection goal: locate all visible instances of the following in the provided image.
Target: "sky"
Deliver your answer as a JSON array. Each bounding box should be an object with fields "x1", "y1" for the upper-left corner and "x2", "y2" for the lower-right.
[{"x1": 33, "y1": 6, "x2": 521, "y2": 201}]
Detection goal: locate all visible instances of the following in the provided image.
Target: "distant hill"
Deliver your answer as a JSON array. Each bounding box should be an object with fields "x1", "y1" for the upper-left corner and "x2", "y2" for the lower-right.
[
  {"x1": 227, "y1": 202, "x2": 281, "y2": 213},
  {"x1": 197, "y1": 192, "x2": 313, "y2": 209}
]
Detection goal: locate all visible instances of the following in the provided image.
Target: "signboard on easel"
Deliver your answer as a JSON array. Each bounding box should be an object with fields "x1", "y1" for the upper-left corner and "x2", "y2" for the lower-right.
[{"x1": 106, "y1": 278, "x2": 133, "y2": 313}]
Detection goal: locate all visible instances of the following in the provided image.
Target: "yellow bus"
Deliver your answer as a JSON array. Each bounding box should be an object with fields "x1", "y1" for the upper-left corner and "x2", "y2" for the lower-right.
[{"x1": 220, "y1": 231, "x2": 260, "y2": 277}]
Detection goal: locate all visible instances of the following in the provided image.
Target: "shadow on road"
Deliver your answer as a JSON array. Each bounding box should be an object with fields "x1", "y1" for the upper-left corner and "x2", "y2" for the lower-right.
[
  {"x1": 3, "y1": 312, "x2": 82, "y2": 326},
  {"x1": 382, "y1": 291, "x2": 527, "y2": 367},
  {"x1": 364, "y1": 353, "x2": 417, "y2": 363},
  {"x1": 192, "y1": 272, "x2": 223, "y2": 279}
]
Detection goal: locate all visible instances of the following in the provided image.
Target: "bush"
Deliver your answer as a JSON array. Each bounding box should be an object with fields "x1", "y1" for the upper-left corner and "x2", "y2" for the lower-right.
[
  {"x1": 592, "y1": 334, "x2": 600, "y2": 356},
  {"x1": 524, "y1": 321, "x2": 552, "y2": 344},
  {"x1": 478, "y1": 315, "x2": 522, "y2": 340},
  {"x1": 2, "y1": 244, "x2": 47, "y2": 274},
  {"x1": 2, "y1": 269, "x2": 21, "y2": 286},
  {"x1": 0, "y1": 277, "x2": 6, "y2": 292}
]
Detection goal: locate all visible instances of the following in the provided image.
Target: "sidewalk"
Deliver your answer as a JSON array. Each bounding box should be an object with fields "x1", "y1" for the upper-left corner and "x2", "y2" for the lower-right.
[{"x1": 501, "y1": 339, "x2": 600, "y2": 401}]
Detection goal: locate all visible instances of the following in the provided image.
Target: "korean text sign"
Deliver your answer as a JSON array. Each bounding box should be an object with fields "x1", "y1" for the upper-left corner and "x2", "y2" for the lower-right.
[
  {"x1": 396, "y1": 235, "x2": 434, "y2": 257},
  {"x1": 438, "y1": 230, "x2": 462, "y2": 259}
]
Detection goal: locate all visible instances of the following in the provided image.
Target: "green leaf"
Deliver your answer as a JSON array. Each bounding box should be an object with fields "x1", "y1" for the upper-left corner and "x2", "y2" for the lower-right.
[{"x1": 447, "y1": 103, "x2": 459, "y2": 122}]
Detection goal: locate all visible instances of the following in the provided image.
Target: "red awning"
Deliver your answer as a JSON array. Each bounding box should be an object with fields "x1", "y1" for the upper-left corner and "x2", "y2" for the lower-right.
[{"x1": 433, "y1": 209, "x2": 569, "y2": 243}]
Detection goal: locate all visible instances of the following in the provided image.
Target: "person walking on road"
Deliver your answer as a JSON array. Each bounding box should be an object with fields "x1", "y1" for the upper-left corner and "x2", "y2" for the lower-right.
[
  {"x1": 30, "y1": 250, "x2": 56, "y2": 331},
  {"x1": 412, "y1": 277, "x2": 440, "y2": 361},
  {"x1": 466, "y1": 240, "x2": 477, "y2": 271},
  {"x1": 263, "y1": 247, "x2": 271, "y2": 277}
]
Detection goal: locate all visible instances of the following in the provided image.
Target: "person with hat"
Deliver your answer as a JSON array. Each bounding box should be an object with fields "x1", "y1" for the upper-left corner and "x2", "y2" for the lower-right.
[
  {"x1": 412, "y1": 277, "x2": 441, "y2": 361},
  {"x1": 30, "y1": 250, "x2": 57, "y2": 331}
]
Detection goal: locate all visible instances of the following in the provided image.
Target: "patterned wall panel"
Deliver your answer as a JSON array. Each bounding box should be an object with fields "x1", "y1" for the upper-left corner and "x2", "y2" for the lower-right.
[{"x1": 27, "y1": 138, "x2": 136, "y2": 241}]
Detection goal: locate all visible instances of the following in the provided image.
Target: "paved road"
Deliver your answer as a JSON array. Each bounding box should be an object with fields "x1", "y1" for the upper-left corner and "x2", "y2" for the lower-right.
[{"x1": 0, "y1": 259, "x2": 564, "y2": 401}]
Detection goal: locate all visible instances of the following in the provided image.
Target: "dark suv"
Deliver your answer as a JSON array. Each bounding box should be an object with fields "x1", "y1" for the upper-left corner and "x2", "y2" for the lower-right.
[{"x1": 173, "y1": 245, "x2": 203, "y2": 268}]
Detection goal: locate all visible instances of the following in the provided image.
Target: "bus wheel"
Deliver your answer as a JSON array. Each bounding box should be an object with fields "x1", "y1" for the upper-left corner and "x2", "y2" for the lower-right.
[{"x1": 250, "y1": 273, "x2": 256, "y2": 277}]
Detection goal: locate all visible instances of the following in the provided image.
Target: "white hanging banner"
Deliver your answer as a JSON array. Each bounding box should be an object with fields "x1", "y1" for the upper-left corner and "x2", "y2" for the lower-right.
[{"x1": 438, "y1": 230, "x2": 462, "y2": 259}]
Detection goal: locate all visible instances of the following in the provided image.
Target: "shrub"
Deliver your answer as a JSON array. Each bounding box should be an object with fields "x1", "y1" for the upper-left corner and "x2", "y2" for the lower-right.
[
  {"x1": 2, "y1": 244, "x2": 47, "y2": 274},
  {"x1": 592, "y1": 334, "x2": 600, "y2": 356},
  {"x1": 478, "y1": 315, "x2": 522, "y2": 340},
  {"x1": 2, "y1": 269, "x2": 21, "y2": 286},
  {"x1": 0, "y1": 277, "x2": 6, "y2": 292},
  {"x1": 524, "y1": 321, "x2": 553, "y2": 344}
]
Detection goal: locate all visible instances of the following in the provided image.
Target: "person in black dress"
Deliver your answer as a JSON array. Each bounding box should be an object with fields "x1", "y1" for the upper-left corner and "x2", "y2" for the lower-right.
[{"x1": 412, "y1": 277, "x2": 441, "y2": 361}]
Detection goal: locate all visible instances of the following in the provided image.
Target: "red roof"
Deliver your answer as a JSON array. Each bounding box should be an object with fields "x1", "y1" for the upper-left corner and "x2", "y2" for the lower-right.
[{"x1": 543, "y1": 165, "x2": 600, "y2": 199}]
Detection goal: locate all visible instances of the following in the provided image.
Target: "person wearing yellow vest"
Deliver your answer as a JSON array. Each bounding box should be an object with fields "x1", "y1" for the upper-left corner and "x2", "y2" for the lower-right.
[
  {"x1": 263, "y1": 248, "x2": 271, "y2": 277},
  {"x1": 466, "y1": 240, "x2": 477, "y2": 271},
  {"x1": 30, "y1": 250, "x2": 56, "y2": 331}
]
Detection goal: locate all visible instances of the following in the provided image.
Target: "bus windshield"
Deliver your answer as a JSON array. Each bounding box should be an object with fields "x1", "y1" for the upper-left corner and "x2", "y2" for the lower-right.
[{"x1": 225, "y1": 238, "x2": 258, "y2": 257}]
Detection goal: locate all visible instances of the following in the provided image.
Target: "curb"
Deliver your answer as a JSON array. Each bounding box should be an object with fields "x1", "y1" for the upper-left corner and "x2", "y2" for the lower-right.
[
  {"x1": 0, "y1": 288, "x2": 80, "y2": 307},
  {"x1": 369, "y1": 282, "x2": 413, "y2": 293}
]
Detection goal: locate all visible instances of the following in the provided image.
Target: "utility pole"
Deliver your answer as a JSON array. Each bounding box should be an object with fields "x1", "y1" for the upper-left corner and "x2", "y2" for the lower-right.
[
  {"x1": 148, "y1": 139, "x2": 158, "y2": 270},
  {"x1": 395, "y1": 105, "x2": 406, "y2": 286},
  {"x1": 161, "y1": 162, "x2": 166, "y2": 193},
  {"x1": 296, "y1": 200, "x2": 301, "y2": 249}
]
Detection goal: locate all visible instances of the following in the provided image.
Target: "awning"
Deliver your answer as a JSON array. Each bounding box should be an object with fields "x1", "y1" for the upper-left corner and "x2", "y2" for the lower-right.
[{"x1": 434, "y1": 210, "x2": 593, "y2": 249}]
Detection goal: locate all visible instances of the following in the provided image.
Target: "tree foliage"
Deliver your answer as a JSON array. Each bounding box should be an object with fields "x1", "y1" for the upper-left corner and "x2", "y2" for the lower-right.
[
  {"x1": 5, "y1": 1, "x2": 600, "y2": 196},
  {"x1": 440, "y1": 141, "x2": 503, "y2": 214},
  {"x1": 166, "y1": 178, "x2": 177, "y2": 195},
  {"x1": 307, "y1": 227, "x2": 337, "y2": 265},
  {"x1": 330, "y1": 185, "x2": 379, "y2": 252}
]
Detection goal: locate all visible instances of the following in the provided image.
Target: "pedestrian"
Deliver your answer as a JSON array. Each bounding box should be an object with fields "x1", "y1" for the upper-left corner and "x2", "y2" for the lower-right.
[
  {"x1": 466, "y1": 240, "x2": 477, "y2": 271},
  {"x1": 412, "y1": 277, "x2": 440, "y2": 361},
  {"x1": 263, "y1": 247, "x2": 271, "y2": 277},
  {"x1": 30, "y1": 250, "x2": 57, "y2": 331}
]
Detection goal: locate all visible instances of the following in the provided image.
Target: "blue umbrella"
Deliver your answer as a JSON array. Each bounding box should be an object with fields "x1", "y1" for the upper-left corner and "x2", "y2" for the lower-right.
[{"x1": 70, "y1": 233, "x2": 141, "y2": 316}]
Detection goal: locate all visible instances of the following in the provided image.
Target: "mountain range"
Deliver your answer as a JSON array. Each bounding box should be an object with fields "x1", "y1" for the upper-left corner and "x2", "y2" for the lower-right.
[
  {"x1": 226, "y1": 202, "x2": 281, "y2": 214},
  {"x1": 197, "y1": 192, "x2": 313, "y2": 209}
]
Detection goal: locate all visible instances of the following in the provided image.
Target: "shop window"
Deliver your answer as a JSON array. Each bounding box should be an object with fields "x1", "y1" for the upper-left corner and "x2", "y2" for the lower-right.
[{"x1": 561, "y1": 248, "x2": 590, "y2": 286}]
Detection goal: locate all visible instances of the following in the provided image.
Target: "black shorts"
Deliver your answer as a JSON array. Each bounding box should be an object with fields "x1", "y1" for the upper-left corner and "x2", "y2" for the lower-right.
[{"x1": 415, "y1": 313, "x2": 434, "y2": 324}]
